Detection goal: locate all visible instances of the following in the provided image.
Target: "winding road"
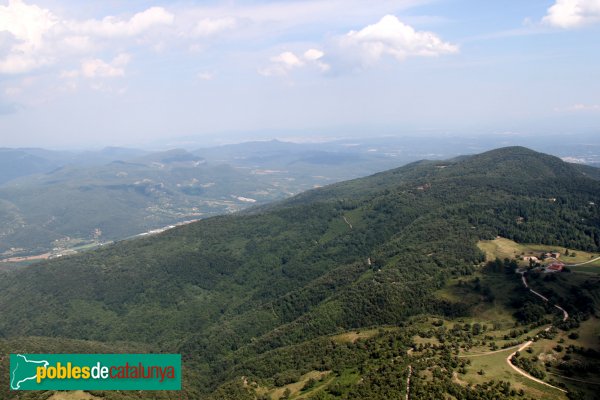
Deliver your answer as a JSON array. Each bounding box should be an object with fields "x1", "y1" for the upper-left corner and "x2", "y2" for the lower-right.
[
  {"x1": 342, "y1": 216, "x2": 353, "y2": 230},
  {"x1": 506, "y1": 272, "x2": 567, "y2": 393},
  {"x1": 405, "y1": 365, "x2": 412, "y2": 400},
  {"x1": 565, "y1": 256, "x2": 600, "y2": 267},
  {"x1": 460, "y1": 271, "x2": 569, "y2": 394}
]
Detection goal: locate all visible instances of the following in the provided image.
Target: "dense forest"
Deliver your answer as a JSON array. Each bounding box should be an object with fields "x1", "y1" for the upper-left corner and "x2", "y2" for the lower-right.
[{"x1": 0, "y1": 146, "x2": 599, "y2": 399}]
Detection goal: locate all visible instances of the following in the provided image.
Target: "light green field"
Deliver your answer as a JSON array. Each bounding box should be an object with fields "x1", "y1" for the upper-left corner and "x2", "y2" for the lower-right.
[
  {"x1": 526, "y1": 332, "x2": 600, "y2": 397},
  {"x1": 435, "y1": 272, "x2": 525, "y2": 328},
  {"x1": 478, "y1": 237, "x2": 600, "y2": 269},
  {"x1": 254, "y1": 370, "x2": 332, "y2": 400},
  {"x1": 331, "y1": 328, "x2": 394, "y2": 344},
  {"x1": 576, "y1": 316, "x2": 600, "y2": 350},
  {"x1": 460, "y1": 346, "x2": 567, "y2": 400}
]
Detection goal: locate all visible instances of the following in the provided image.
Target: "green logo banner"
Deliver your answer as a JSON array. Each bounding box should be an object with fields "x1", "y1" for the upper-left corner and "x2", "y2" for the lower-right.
[{"x1": 10, "y1": 354, "x2": 181, "y2": 390}]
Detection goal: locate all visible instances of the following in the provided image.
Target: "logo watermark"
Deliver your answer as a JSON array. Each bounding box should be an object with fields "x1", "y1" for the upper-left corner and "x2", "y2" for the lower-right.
[{"x1": 10, "y1": 354, "x2": 181, "y2": 390}]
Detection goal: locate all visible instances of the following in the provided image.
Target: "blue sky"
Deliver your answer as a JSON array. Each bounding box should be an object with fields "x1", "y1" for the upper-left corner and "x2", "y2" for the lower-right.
[{"x1": 0, "y1": 0, "x2": 599, "y2": 148}]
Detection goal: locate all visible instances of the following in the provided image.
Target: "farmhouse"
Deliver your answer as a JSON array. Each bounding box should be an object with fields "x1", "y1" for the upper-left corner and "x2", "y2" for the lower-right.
[
  {"x1": 545, "y1": 262, "x2": 564, "y2": 273},
  {"x1": 543, "y1": 252, "x2": 560, "y2": 259}
]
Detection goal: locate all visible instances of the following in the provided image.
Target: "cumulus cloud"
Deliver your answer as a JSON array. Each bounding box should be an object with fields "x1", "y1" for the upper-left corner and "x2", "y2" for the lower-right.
[
  {"x1": 63, "y1": 53, "x2": 131, "y2": 79},
  {"x1": 0, "y1": 53, "x2": 43, "y2": 74},
  {"x1": 303, "y1": 49, "x2": 330, "y2": 72},
  {"x1": 0, "y1": 1, "x2": 172, "y2": 75},
  {"x1": 0, "y1": 0, "x2": 57, "y2": 73},
  {"x1": 273, "y1": 51, "x2": 304, "y2": 68},
  {"x1": 260, "y1": 15, "x2": 457, "y2": 76},
  {"x1": 543, "y1": 0, "x2": 600, "y2": 28},
  {"x1": 191, "y1": 17, "x2": 236, "y2": 37},
  {"x1": 62, "y1": 35, "x2": 94, "y2": 52},
  {"x1": 69, "y1": 7, "x2": 174, "y2": 37},
  {"x1": 337, "y1": 15, "x2": 458, "y2": 66},
  {"x1": 303, "y1": 48, "x2": 324, "y2": 61},
  {"x1": 259, "y1": 48, "x2": 329, "y2": 76}
]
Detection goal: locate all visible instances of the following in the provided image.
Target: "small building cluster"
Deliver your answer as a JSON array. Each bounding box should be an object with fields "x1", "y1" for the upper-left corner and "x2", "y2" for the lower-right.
[
  {"x1": 544, "y1": 262, "x2": 564, "y2": 273},
  {"x1": 543, "y1": 251, "x2": 560, "y2": 259}
]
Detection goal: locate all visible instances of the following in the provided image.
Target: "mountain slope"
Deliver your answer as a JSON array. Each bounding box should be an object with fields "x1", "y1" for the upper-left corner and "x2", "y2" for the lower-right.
[
  {"x1": 0, "y1": 147, "x2": 599, "y2": 399},
  {"x1": 0, "y1": 148, "x2": 58, "y2": 185}
]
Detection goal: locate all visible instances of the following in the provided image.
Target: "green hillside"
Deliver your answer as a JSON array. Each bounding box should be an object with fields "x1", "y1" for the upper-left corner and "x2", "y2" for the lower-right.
[{"x1": 0, "y1": 146, "x2": 599, "y2": 399}]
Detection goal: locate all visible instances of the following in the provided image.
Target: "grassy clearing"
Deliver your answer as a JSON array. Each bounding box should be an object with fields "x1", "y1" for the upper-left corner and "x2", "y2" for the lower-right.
[
  {"x1": 343, "y1": 209, "x2": 365, "y2": 229},
  {"x1": 478, "y1": 237, "x2": 600, "y2": 269},
  {"x1": 460, "y1": 347, "x2": 567, "y2": 400},
  {"x1": 331, "y1": 328, "x2": 388, "y2": 343},
  {"x1": 576, "y1": 316, "x2": 600, "y2": 350},
  {"x1": 435, "y1": 272, "x2": 522, "y2": 328},
  {"x1": 255, "y1": 370, "x2": 332, "y2": 400},
  {"x1": 478, "y1": 237, "x2": 526, "y2": 261},
  {"x1": 527, "y1": 335, "x2": 600, "y2": 398},
  {"x1": 319, "y1": 217, "x2": 352, "y2": 243},
  {"x1": 413, "y1": 335, "x2": 440, "y2": 346}
]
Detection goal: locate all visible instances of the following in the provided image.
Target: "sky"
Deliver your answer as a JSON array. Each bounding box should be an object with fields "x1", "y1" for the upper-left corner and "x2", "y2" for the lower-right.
[{"x1": 0, "y1": 0, "x2": 599, "y2": 149}]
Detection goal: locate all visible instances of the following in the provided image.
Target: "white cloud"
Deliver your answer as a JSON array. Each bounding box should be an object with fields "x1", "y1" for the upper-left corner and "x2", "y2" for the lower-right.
[
  {"x1": 337, "y1": 15, "x2": 458, "y2": 66},
  {"x1": 188, "y1": 0, "x2": 428, "y2": 37},
  {"x1": 82, "y1": 59, "x2": 121, "y2": 78},
  {"x1": 65, "y1": 53, "x2": 131, "y2": 79},
  {"x1": 59, "y1": 69, "x2": 79, "y2": 79},
  {"x1": 191, "y1": 17, "x2": 236, "y2": 37},
  {"x1": 0, "y1": 0, "x2": 57, "y2": 73},
  {"x1": 260, "y1": 14, "x2": 456, "y2": 77},
  {"x1": 273, "y1": 51, "x2": 305, "y2": 68},
  {"x1": 568, "y1": 103, "x2": 600, "y2": 111},
  {"x1": 260, "y1": 48, "x2": 329, "y2": 76},
  {"x1": 304, "y1": 48, "x2": 324, "y2": 61},
  {"x1": 69, "y1": 7, "x2": 174, "y2": 37},
  {"x1": 543, "y1": 0, "x2": 600, "y2": 28},
  {"x1": 62, "y1": 35, "x2": 94, "y2": 52},
  {"x1": 0, "y1": 1, "x2": 172, "y2": 75},
  {"x1": 0, "y1": 0, "x2": 57, "y2": 49},
  {"x1": 0, "y1": 53, "x2": 42, "y2": 74},
  {"x1": 259, "y1": 51, "x2": 303, "y2": 76},
  {"x1": 303, "y1": 49, "x2": 330, "y2": 72}
]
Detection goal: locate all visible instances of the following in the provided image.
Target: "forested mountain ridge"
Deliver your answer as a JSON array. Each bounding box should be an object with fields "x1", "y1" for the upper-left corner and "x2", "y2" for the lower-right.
[{"x1": 0, "y1": 146, "x2": 599, "y2": 399}]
